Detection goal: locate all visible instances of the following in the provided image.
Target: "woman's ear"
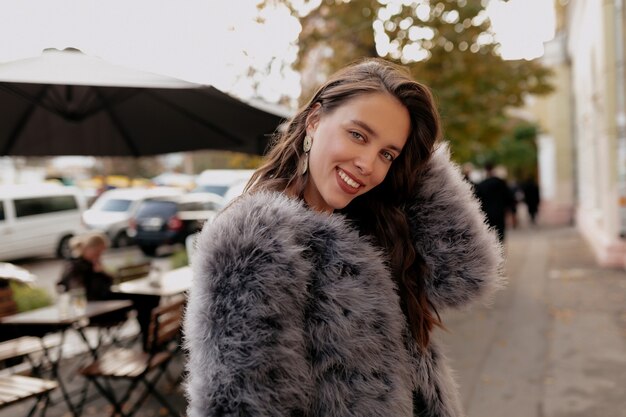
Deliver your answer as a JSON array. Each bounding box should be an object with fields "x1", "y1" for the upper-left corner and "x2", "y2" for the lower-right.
[{"x1": 305, "y1": 103, "x2": 322, "y2": 137}]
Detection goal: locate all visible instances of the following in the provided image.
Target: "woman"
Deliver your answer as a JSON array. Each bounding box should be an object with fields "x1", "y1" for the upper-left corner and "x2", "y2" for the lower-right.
[
  {"x1": 58, "y1": 232, "x2": 160, "y2": 349},
  {"x1": 185, "y1": 59, "x2": 504, "y2": 417},
  {"x1": 57, "y1": 232, "x2": 113, "y2": 301}
]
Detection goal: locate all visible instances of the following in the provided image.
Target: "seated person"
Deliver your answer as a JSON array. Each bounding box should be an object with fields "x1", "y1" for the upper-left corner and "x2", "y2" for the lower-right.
[
  {"x1": 57, "y1": 232, "x2": 159, "y2": 350},
  {"x1": 57, "y1": 232, "x2": 113, "y2": 301}
]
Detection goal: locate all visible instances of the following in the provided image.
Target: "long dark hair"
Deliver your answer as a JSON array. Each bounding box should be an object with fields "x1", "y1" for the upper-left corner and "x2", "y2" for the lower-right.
[{"x1": 248, "y1": 58, "x2": 443, "y2": 350}]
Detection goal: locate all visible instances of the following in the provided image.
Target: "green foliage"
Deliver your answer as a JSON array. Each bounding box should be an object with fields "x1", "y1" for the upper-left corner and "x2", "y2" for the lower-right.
[
  {"x1": 170, "y1": 249, "x2": 189, "y2": 269},
  {"x1": 478, "y1": 123, "x2": 539, "y2": 180},
  {"x1": 9, "y1": 281, "x2": 52, "y2": 312},
  {"x1": 403, "y1": 1, "x2": 553, "y2": 161},
  {"x1": 263, "y1": 0, "x2": 553, "y2": 162}
]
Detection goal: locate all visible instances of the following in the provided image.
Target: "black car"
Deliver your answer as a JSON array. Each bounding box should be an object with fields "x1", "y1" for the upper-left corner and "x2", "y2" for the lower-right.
[{"x1": 129, "y1": 193, "x2": 222, "y2": 256}]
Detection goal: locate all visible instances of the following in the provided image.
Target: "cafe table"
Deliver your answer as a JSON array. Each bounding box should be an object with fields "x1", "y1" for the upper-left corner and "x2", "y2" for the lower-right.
[
  {"x1": 111, "y1": 265, "x2": 192, "y2": 298},
  {"x1": 0, "y1": 300, "x2": 133, "y2": 417},
  {"x1": 110, "y1": 265, "x2": 191, "y2": 351}
]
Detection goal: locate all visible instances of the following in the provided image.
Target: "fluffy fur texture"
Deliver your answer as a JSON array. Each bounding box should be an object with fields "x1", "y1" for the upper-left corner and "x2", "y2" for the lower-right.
[
  {"x1": 407, "y1": 144, "x2": 505, "y2": 309},
  {"x1": 184, "y1": 145, "x2": 504, "y2": 417}
]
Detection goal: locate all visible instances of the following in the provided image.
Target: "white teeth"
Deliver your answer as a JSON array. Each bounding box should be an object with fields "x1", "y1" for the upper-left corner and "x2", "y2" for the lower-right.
[{"x1": 338, "y1": 169, "x2": 360, "y2": 188}]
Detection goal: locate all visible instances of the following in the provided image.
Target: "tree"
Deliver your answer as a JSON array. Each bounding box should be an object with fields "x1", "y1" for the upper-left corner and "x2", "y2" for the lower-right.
[
  {"x1": 263, "y1": 0, "x2": 553, "y2": 161},
  {"x1": 495, "y1": 122, "x2": 539, "y2": 181}
]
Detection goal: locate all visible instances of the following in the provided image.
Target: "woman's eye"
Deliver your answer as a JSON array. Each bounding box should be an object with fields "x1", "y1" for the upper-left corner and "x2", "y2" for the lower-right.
[
  {"x1": 350, "y1": 131, "x2": 364, "y2": 141},
  {"x1": 382, "y1": 151, "x2": 394, "y2": 162}
]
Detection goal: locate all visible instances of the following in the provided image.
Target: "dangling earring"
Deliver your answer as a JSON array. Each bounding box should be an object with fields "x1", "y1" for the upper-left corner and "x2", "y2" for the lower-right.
[{"x1": 302, "y1": 135, "x2": 312, "y2": 175}]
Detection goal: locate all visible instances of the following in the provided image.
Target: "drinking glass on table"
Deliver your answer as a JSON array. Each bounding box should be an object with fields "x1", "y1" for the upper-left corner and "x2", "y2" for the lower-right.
[
  {"x1": 70, "y1": 288, "x2": 87, "y2": 315},
  {"x1": 56, "y1": 284, "x2": 71, "y2": 318},
  {"x1": 148, "y1": 266, "x2": 162, "y2": 288}
]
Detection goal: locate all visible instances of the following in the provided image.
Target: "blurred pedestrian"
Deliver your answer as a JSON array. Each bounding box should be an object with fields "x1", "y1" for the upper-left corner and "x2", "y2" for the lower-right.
[
  {"x1": 185, "y1": 58, "x2": 504, "y2": 417},
  {"x1": 508, "y1": 180, "x2": 525, "y2": 229},
  {"x1": 475, "y1": 162, "x2": 516, "y2": 242},
  {"x1": 521, "y1": 176, "x2": 541, "y2": 224},
  {"x1": 57, "y1": 232, "x2": 113, "y2": 300},
  {"x1": 57, "y1": 231, "x2": 157, "y2": 349}
]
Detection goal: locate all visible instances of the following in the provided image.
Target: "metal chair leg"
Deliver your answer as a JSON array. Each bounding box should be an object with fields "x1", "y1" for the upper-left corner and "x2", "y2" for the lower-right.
[
  {"x1": 141, "y1": 378, "x2": 180, "y2": 417},
  {"x1": 122, "y1": 368, "x2": 169, "y2": 417},
  {"x1": 87, "y1": 377, "x2": 129, "y2": 417},
  {"x1": 37, "y1": 393, "x2": 52, "y2": 417},
  {"x1": 25, "y1": 395, "x2": 44, "y2": 417}
]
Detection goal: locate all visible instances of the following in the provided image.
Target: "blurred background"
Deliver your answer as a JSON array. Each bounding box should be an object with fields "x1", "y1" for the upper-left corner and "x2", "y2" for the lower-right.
[
  {"x1": 0, "y1": 0, "x2": 594, "y2": 251},
  {"x1": 0, "y1": 1, "x2": 625, "y2": 417}
]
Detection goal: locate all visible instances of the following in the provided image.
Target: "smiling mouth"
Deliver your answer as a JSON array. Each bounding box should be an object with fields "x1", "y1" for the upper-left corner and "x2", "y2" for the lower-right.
[{"x1": 337, "y1": 168, "x2": 362, "y2": 189}]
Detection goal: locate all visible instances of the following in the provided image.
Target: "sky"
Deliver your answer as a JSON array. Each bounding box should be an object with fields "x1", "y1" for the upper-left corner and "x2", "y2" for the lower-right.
[
  {"x1": 487, "y1": 0, "x2": 555, "y2": 60},
  {"x1": 0, "y1": 0, "x2": 555, "y2": 104}
]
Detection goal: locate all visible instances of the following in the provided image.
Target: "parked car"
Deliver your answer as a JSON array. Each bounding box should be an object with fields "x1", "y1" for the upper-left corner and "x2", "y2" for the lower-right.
[
  {"x1": 151, "y1": 172, "x2": 196, "y2": 190},
  {"x1": 193, "y1": 169, "x2": 254, "y2": 196},
  {"x1": 82, "y1": 187, "x2": 183, "y2": 247},
  {"x1": 129, "y1": 192, "x2": 223, "y2": 256},
  {"x1": 0, "y1": 184, "x2": 87, "y2": 261},
  {"x1": 222, "y1": 179, "x2": 250, "y2": 205}
]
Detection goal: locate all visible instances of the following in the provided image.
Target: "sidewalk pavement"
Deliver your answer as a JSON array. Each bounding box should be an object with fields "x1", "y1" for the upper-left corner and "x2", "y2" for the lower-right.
[{"x1": 440, "y1": 224, "x2": 626, "y2": 417}]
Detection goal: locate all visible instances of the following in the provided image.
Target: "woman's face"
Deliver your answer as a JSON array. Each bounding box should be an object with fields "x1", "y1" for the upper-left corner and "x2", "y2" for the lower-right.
[{"x1": 304, "y1": 92, "x2": 410, "y2": 212}]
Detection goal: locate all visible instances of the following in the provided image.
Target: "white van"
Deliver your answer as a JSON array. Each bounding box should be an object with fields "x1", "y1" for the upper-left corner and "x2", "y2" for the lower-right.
[{"x1": 0, "y1": 184, "x2": 87, "y2": 261}]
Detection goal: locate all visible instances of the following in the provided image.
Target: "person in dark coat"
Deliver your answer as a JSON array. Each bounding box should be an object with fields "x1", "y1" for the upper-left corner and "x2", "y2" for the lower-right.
[
  {"x1": 521, "y1": 176, "x2": 541, "y2": 224},
  {"x1": 57, "y1": 232, "x2": 157, "y2": 349},
  {"x1": 475, "y1": 162, "x2": 516, "y2": 242},
  {"x1": 57, "y1": 232, "x2": 113, "y2": 300}
]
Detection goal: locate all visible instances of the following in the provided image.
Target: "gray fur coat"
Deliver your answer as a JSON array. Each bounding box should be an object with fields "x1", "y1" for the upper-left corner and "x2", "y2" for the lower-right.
[{"x1": 184, "y1": 145, "x2": 504, "y2": 417}]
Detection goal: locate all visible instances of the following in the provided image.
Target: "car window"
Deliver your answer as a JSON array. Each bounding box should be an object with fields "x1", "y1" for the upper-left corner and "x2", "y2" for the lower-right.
[
  {"x1": 223, "y1": 181, "x2": 248, "y2": 204},
  {"x1": 99, "y1": 199, "x2": 132, "y2": 212},
  {"x1": 191, "y1": 185, "x2": 229, "y2": 196},
  {"x1": 179, "y1": 201, "x2": 219, "y2": 211},
  {"x1": 135, "y1": 200, "x2": 177, "y2": 218},
  {"x1": 13, "y1": 195, "x2": 78, "y2": 218}
]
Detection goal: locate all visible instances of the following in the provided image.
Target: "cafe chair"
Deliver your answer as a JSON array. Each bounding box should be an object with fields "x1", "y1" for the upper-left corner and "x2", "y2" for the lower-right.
[
  {"x1": 0, "y1": 336, "x2": 60, "y2": 417},
  {"x1": 0, "y1": 374, "x2": 58, "y2": 417},
  {"x1": 108, "y1": 261, "x2": 155, "y2": 348},
  {"x1": 85, "y1": 261, "x2": 152, "y2": 349},
  {"x1": 0, "y1": 286, "x2": 18, "y2": 319},
  {"x1": 79, "y1": 298, "x2": 185, "y2": 417}
]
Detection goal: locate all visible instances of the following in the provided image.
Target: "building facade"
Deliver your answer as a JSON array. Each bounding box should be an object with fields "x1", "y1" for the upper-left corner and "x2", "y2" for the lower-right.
[
  {"x1": 533, "y1": 28, "x2": 575, "y2": 228},
  {"x1": 553, "y1": 0, "x2": 626, "y2": 266}
]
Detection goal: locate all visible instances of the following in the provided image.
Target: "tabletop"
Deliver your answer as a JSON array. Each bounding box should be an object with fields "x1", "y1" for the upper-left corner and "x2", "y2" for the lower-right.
[
  {"x1": 0, "y1": 300, "x2": 133, "y2": 326},
  {"x1": 111, "y1": 266, "x2": 192, "y2": 297}
]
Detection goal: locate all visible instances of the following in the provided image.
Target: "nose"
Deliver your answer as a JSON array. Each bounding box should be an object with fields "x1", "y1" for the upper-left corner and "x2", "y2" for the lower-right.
[{"x1": 354, "y1": 150, "x2": 377, "y2": 176}]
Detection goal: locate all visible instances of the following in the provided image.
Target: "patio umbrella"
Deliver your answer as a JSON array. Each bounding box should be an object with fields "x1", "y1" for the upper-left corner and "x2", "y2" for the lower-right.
[{"x1": 0, "y1": 49, "x2": 290, "y2": 157}]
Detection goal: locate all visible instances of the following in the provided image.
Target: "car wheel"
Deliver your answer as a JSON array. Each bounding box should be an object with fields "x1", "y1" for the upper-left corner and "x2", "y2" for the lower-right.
[
  {"x1": 113, "y1": 231, "x2": 132, "y2": 248},
  {"x1": 139, "y1": 245, "x2": 158, "y2": 256},
  {"x1": 57, "y1": 235, "x2": 74, "y2": 259}
]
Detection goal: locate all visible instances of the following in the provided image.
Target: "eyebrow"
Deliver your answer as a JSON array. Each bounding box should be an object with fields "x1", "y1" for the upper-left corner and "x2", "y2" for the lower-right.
[{"x1": 351, "y1": 119, "x2": 403, "y2": 153}]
